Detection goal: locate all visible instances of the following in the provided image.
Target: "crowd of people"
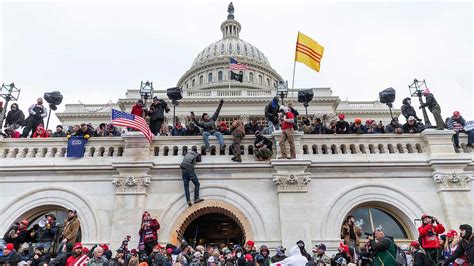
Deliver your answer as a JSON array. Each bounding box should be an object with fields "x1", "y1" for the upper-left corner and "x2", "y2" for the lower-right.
[
  {"x1": 1, "y1": 210, "x2": 473, "y2": 266},
  {"x1": 1, "y1": 89, "x2": 473, "y2": 157}
]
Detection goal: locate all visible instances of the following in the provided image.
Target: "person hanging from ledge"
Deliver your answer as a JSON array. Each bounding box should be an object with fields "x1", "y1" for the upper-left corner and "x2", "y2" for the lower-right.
[
  {"x1": 419, "y1": 88, "x2": 445, "y2": 130},
  {"x1": 278, "y1": 105, "x2": 296, "y2": 159},
  {"x1": 191, "y1": 99, "x2": 226, "y2": 153},
  {"x1": 180, "y1": 149, "x2": 204, "y2": 207}
]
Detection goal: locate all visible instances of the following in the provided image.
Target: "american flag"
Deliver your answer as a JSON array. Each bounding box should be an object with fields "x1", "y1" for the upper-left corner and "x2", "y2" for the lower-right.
[
  {"x1": 111, "y1": 109, "x2": 153, "y2": 142},
  {"x1": 229, "y1": 58, "x2": 249, "y2": 71}
]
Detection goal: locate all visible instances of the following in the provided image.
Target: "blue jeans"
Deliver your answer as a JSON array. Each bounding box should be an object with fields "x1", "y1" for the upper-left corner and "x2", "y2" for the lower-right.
[
  {"x1": 202, "y1": 131, "x2": 224, "y2": 149},
  {"x1": 267, "y1": 120, "x2": 280, "y2": 133},
  {"x1": 453, "y1": 130, "x2": 474, "y2": 145},
  {"x1": 182, "y1": 171, "x2": 200, "y2": 202}
]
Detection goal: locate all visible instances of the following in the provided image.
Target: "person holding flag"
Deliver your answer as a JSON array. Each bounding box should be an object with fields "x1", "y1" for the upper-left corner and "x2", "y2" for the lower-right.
[{"x1": 111, "y1": 109, "x2": 153, "y2": 143}]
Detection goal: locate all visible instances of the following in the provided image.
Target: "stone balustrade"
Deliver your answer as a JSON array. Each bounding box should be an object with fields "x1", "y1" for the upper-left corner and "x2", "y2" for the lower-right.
[
  {"x1": 0, "y1": 131, "x2": 472, "y2": 161},
  {"x1": 0, "y1": 137, "x2": 125, "y2": 159}
]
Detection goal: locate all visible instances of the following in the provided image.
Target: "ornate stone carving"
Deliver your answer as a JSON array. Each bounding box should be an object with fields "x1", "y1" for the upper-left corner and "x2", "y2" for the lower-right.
[
  {"x1": 433, "y1": 172, "x2": 472, "y2": 191},
  {"x1": 112, "y1": 175, "x2": 152, "y2": 194},
  {"x1": 273, "y1": 173, "x2": 311, "y2": 192}
]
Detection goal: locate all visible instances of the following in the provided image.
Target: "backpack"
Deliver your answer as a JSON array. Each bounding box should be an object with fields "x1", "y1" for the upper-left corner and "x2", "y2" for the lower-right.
[
  {"x1": 386, "y1": 240, "x2": 407, "y2": 266},
  {"x1": 394, "y1": 244, "x2": 407, "y2": 266}
]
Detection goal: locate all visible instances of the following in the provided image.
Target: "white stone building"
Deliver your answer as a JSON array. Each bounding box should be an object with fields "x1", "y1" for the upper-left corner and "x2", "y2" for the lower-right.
[{"x1": 0, "y1": 3, "x2": 473, "y2": 253}]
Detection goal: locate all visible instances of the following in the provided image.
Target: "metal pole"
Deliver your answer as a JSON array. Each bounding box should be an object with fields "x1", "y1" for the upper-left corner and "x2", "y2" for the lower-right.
[
  {"x1": 0, "y1": 99, "x2": 10, "y2": 128},
  {"x1": 418, "y1": 94, "x2": 432, "y2": 127},
  {"x1": 173, "y1": 101, "x2": 176, "y2": 125},
  {"x1": 46, "y1": 108, "x2": 52, "y2": 130},
  {"x1": 291, "y1": 61, "x2": 297, "y2": 90}
]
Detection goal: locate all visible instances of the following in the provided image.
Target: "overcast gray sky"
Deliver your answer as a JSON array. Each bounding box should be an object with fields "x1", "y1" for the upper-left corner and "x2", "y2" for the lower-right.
[{"x1": 1, "y1": 0, "x2": 472, "y2": 128}]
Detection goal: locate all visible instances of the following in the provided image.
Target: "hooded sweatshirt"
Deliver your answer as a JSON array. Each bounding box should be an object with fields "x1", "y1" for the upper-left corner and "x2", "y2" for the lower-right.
[
  {"x1": 5, "y1": 103, "x2": 25, "y2": 127},
  {"x1": 270, "y1": 246, "x2": 307, "y2": 266}
]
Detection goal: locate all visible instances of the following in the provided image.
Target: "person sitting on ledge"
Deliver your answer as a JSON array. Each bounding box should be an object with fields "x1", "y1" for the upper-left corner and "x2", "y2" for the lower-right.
[
  {"x1": 254, "y1": 130, "x2": 273, "y2": 161},
  {"x1": 446, "y1": 111, "x2": 473, "y2": 148},
  {"x1": 191, "y1": 99, "x2": 226, "y2": 153}
]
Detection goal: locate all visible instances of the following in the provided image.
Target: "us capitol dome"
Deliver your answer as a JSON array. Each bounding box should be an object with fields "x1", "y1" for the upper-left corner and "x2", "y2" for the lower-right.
[{"x1": 177, "y1": 2, "x2": 283, "y2": 91}]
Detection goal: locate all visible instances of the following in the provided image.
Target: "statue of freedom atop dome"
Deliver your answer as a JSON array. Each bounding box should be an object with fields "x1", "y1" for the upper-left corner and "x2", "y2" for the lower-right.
[{"x1": 227, "y1": 2, "x2": 235, "y2": 19}]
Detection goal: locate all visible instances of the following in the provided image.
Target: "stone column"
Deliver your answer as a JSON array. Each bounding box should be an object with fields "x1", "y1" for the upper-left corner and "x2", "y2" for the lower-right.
[
  {"x1": 109, "y1": 132, "x2": 153, "y2": 249},
  {"x1": 421, "y1": 129, "x2": 473, "y2": 228},
  {"x1": 271, "y1": 160, "x2": 312, "y2": 248}
]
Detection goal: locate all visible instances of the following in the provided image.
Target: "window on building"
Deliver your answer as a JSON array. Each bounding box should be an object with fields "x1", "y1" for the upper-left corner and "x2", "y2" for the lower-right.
[
  {"x1": 249, "y1": 73, "x2": 254, "y2": 82},
  {"x1": 199, "y1": 75, "x2": 203, "y2": 85},
  {"x1": 345, "y1": 206, "x2": 409, "y2": 239},
  {"x1": 267, "y1": 78, "x2": 270, "y2": 87},
  {"x1": 258, "y1": 75, "x2": 263, "y2": 84},
  {"x1": 208, "y1": 73, "x2": 213, "y2": 82},
  {"x1": 186, "y1": 82, "x2": 189, "y2": 89},
  {"x1": 218, "y1": 71, "x2": 223, "y2": 81},
  {"x1": 192, "y1": 79, "x2": 195, "y2": 87}
]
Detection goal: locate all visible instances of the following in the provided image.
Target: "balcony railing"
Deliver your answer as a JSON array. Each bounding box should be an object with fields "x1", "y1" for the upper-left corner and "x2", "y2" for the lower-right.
[{"x1": 0, "y1": 133, "x2": 471, "y2": 160}]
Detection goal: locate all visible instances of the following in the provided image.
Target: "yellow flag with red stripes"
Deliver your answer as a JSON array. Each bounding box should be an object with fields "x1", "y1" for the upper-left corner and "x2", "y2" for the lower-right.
[{"x1": 295, "y1": 32, "x2": 324, "y2": 72}]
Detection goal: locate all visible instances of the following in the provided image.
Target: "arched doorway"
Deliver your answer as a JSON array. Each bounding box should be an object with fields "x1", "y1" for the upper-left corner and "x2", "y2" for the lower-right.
[
  {"x1": 169, "y1": 199, "x2": 254, "y2": 246},
  {"x1": 182, "y1": 213, "x2": 244, "y2": 247}
]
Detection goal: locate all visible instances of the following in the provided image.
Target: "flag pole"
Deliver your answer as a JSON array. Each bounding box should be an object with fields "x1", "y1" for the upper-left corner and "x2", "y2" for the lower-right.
[
  {"x1": 291, "y1": 32, "x2": 299, "y2": 92},
  {"x1": 291, "y1": 61, "x2": 296, "y2": 91}
]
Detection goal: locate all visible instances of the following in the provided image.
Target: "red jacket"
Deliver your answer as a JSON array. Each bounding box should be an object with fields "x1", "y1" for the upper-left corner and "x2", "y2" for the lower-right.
[
  {"x1": 131, "y1": 104, "x2": 144, "y2": 117},
  {"x1": 418, "y1": 223, "x2": 445, "y2": 249},
  {"x1": 139, "y1": 218, "x2": 160, "y2": 243},
  {"x1": 282, "y1": 111, "x2": 295, "y2": 131},
  {"x1": 66, "y1": 254, "x2": 89, "y2": 266}
]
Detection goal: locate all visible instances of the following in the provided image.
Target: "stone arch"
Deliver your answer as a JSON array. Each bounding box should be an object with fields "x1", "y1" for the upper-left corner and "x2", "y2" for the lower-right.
[
  {"x1": 0, "y1": 187, "x2": 101, "y2": 244},
  {"x1": 321, "y1": 184, "x2": 424, "y2": 240},
  {"x1": 159, "y1": 185, "x2": 266, "y2": 244},
  {"x1": 169, "y1": 199, "x2": 252, "y2": 245}
]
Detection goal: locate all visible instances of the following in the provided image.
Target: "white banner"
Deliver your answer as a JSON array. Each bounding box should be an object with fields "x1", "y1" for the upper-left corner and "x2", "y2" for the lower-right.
[{"x1": 465, "y1": 120, "x2": 474, "y2": 131}]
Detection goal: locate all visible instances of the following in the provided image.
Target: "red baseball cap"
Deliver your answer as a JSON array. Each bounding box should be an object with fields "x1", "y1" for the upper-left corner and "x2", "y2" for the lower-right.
[
  {"x1": 5, "y1": 243, "x2": 14, "y2": 251},
  {"x1": 410, "y1": 241, "x2": 420, "y2": 249},
  {"x1": 446, "y1": 230, "x2": 458, "y2": 238},
  {"x1": 246, "y1": 240, "x2": 255, "y2": 247},
  {"x1": 453, "y1": 111, "x2": 460, "y2": 116},
  {"x1": 73, "y1": 242, "x2": 83, "y2": 250}
]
